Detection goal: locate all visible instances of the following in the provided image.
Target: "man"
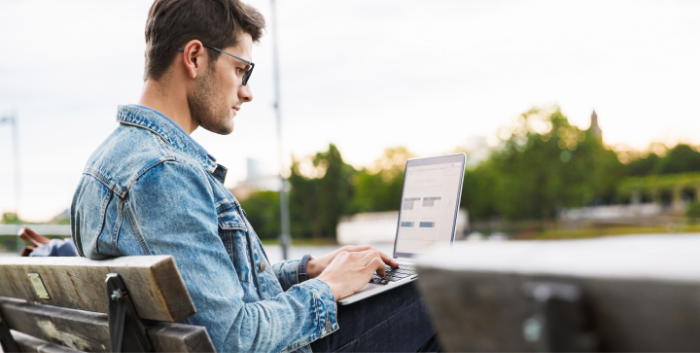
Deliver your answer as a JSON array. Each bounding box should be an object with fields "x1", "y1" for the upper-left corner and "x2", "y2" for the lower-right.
[{"x1": 71, "y1": 0, "x2": 438, "y2": 351}]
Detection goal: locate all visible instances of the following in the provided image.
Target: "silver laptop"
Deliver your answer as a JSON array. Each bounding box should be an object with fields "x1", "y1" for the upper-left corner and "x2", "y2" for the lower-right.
[{"x1": 339, "y1": 153, "x2": 466, "y2": 305}]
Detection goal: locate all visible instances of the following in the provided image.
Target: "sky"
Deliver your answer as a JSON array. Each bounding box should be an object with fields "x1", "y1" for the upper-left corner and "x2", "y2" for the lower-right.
[{"x1": 0, "y1": 0, "x2": 699, "y2": 222}]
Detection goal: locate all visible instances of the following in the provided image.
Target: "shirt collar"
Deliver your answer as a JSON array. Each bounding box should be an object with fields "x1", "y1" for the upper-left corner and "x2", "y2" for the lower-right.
[{"x1": 116, "y1": 104, "x2": 219, "y2": 174}]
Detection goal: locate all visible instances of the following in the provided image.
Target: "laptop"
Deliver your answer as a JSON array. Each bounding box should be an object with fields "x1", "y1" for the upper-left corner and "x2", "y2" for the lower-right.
[{"x1": 338, "y1": 153, "x2": 466, "y2": 305}]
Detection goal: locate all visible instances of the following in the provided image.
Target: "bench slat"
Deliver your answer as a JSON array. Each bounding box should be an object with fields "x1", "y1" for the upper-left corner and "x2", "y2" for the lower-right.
[
  {"x1": 12, "y1": 330, "x2": 83, "y2": 353},
  {"x1": 0, "y1": 256, "x2": 195, "y2": 322},
  {"x1": 0, "y1": 297, "x2": 215, "y2": 353}
]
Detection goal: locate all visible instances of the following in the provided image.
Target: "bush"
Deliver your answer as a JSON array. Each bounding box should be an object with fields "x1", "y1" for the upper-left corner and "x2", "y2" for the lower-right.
[{"x1": 685, "y1": 201, "x2": 700, "y2": 222}]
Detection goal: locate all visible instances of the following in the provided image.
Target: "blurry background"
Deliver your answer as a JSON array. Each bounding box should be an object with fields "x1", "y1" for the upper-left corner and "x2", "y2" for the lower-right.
[{"x1": 1, "y1": 0, "x2": 700, "y2": 253}]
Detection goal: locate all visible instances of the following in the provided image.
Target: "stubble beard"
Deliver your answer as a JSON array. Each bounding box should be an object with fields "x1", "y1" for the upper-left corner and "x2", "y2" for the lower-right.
[{"x1": 188, "y1": 67, "x2": 234, "y2": 135}]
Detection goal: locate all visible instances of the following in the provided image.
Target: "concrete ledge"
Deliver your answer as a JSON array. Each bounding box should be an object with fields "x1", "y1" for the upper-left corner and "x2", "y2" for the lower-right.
[{"x1": 415, "y1": 235, "x2": 700, "y2": 351}]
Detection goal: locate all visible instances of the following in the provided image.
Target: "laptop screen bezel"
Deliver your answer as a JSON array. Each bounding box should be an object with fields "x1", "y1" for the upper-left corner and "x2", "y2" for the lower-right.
[{"x1": 393, "y1": 153, "x2": 466, "y2": 259}]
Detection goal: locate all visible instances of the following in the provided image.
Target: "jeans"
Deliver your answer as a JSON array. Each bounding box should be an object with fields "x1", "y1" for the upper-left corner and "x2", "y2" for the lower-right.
[
  {"x1": 310, "y1": 282, "x2": 441, "y2": 352},
  {"x1": 29, "y1": 238, "x2": 78, "y2": 257}
]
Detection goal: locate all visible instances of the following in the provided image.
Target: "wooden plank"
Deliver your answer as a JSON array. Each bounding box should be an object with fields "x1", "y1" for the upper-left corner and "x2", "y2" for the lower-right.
[
  {"x1": 0, "y1": 297, "x2": 215, "y2": 353},
  {"x1": 416, "y1": 236, "x2": 700, "y2": 352},
  {"x1": 0, "y1": 256, "x2": 194, "y2": 322},
  {"x1": 11, "y1": 330, "x2": 83, "y2": 353}
]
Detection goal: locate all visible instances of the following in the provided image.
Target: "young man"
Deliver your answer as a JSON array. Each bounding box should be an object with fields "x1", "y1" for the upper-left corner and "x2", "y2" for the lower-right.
[{"x1": 71, "y1": 0, "x2": 438, "y2": 351}]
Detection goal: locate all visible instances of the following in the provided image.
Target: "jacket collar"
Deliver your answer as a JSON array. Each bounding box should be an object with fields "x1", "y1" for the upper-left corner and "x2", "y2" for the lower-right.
[{"x1": 116, "y1": 105, "x2": 227, "y2": 181}]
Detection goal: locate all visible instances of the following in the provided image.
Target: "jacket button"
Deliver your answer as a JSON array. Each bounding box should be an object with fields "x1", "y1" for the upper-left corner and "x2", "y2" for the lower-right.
[
  {"x1": 259, "y1": 262, "x2": 266, "y2": 272},
  {"x1": 325, "y1": 316, "x2": 332, "y2": 332}
]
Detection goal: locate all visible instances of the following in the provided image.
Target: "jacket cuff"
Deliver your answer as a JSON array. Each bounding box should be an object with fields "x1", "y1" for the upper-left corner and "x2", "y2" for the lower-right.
[
  {"x1": 272, "y1": 259, "x2": 301, "y2": 291},
  {"x1": 299, "y1": 279, "x2": 339, "y2": 338}
]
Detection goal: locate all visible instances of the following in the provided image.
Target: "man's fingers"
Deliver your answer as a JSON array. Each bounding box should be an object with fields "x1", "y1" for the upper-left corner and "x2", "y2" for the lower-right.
[
  {"x1": 377, "y1": 250, "x2": 398, "y2": 268},
  {"x1": 365, "y1": 257, "x2": 385, "y2": 277},
  {"x1": 356, "y1": 250, "x2": 386, "y2": 276}
]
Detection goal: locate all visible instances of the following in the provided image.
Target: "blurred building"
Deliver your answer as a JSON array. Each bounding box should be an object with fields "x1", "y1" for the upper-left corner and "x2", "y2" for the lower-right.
[
  {"x1": 229, "y1": 158, "x2": 281, "y2": 200},
  {"x1": 560, "y1": 172, "x2": 700, "y2": 225},
  {"x1": 463, "y1": 136, "x2": 490, "y2": 167},
  {"x1": 590, "y1": 110, "x2": 603, "y2": 140},
  {"x1": 337, "y1": 210, "x2": 468, "y2": 245}
]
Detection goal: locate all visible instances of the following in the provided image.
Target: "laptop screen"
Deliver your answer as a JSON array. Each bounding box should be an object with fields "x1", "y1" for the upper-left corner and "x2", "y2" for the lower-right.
[{"x1": 393, "y1": 153, "x2": 466, "y2": 258}]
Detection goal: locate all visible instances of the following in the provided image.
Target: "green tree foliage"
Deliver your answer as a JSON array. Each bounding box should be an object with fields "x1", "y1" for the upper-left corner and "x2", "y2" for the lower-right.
[
  {"x1": 686, "y1": 200, "x2": 700, "y2": 222},
  {"x1": 654, "y1": 144, "x2": 700, "y2": 175},
  {"x1": 240, "y1": 144, "x2": 411, "y2": 240},
  {"x1": 461, "y1": 107, "x2": 624, "y2": 221},
  {"x1": 285, "y1": 144, "x2": 356, "y2": 238},
  {"x1": 351, "y1": 147, "x2": 413, "y2": 213},
  {"x1": 626, "y1": 153, "x2": 660, "y2": 177},
  {"x1": 312, "y1": 144, "x2": 355, "y2": 238},
  {"x1": 624, "y1": 144, "x2": 700, "y2": 177},
  {"x1": 1, "y1": 213, "x2": 19, "y2": 224},
  {"x1": 238, "y1": 108, "x2": 700, "y2": 239},
  {"x1": 238, "y1": 191, "x2": 280, "y2": 240}
]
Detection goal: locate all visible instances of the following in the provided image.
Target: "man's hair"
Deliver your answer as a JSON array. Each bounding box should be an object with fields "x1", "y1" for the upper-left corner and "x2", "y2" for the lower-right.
[{"x1": 144, "y1": 0, "x2": 265, "y2": 81}]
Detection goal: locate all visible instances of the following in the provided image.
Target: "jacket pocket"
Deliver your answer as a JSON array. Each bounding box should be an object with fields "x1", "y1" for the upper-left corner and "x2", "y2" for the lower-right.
[
  {"x1": 216, "y1": 201, "x2": 248, "y2": 231},
  {"x1": 217, "y1": 202, "x2": 252, "y2": 285}
]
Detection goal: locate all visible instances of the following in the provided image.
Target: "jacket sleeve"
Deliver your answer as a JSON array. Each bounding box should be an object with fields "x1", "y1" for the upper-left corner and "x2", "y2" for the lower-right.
[
  {"x1": 272, "y1": 259, "x2": 301, "y2": 291},
  {"x1": 125, "y1": 161, "x2": 338, "y2": 352}
]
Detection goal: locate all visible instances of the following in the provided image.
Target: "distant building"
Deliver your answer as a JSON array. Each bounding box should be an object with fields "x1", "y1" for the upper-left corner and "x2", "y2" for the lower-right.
[
  {"x1": 229, "y1": 158, "x2": 281, "y2": 200},
  {"x1": 463, "y1": 136, "x2": 490, "y2": 167},
  {"x1": 337, "y1": 210, "x2": 469, "y2": 245},
  {"x1": 590, "y1": 110, "x2": 603, "y2": 141}
]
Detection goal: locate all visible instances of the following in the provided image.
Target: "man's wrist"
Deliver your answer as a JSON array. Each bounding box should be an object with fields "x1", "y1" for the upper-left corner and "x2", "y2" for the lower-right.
[
  {"x1": 298, "y1": 254, "x2": 314, "y2": 282},
  {"x1": 306, "y1": 257, "x2": 319, "y2": 278}
]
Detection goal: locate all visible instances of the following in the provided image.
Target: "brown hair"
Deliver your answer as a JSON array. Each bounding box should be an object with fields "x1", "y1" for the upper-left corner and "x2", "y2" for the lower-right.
[{"x1": 144, "y1": 0, "x2": 265, "y2": 81}]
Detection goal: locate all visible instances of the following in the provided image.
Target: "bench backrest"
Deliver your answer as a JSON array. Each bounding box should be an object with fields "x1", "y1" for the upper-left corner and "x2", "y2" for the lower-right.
[{"x1": 0, "y1": 256, "x2": 215, "y2": 352}]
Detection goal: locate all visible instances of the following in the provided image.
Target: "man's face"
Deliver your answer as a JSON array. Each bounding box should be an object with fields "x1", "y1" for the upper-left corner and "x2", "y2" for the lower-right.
[{"x1": 188, "y1": 33, "x2": 254, "y2": 135}]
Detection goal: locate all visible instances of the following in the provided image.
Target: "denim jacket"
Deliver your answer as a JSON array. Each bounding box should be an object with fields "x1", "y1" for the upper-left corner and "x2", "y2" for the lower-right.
[{"x1": 71, "y1": 105, "x2": 338, "y2": 352}]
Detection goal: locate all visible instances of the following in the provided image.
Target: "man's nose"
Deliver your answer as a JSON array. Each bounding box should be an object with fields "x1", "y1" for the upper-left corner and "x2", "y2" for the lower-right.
[{"x1": 239, "y1": 83, "x2": 253, "y2": 103}]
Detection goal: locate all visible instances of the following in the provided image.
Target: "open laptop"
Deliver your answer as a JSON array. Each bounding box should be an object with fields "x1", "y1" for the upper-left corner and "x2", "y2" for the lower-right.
[{"x1": 339, "y1": 153, "x2": 466, "y2": 305}]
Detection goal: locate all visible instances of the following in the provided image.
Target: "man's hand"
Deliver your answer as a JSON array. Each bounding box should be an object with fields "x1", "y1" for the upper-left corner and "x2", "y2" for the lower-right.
[
  {"x1": 306, "y1": 245, "x2": 398, "y2": 278},
  {"x1": 316, "y1": 250, "x2": 392, "y2": 300}
]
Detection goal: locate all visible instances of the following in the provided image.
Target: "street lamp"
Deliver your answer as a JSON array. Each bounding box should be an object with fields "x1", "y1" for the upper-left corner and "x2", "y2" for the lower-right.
[
  {"x1": 0, "y1": 113, "x2": 21, "y2": 252},
  {"x1": 0, "y1": 114, "x2": 19, "y2": 219},
  {"x1": 270, "y1": 0, "x2": 292, "y2": 260}
]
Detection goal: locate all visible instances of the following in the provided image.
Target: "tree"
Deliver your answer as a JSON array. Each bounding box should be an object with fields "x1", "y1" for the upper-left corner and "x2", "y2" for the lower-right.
[
  {"x1": 239, "y1": 191, "x2": 280, "y2": 240},
  {"x1": 351, "y1": 147, "x2": 414, "y2": 213},
  {"x1": 1, "y1": 213, "x2": 19, "y2": 224},
  {"x1": 461, "y1": 106, "x2": 625, "y2": 221},
  {"x1": 313, "y1": 144, "x2": 355, "y2": 238},
  {"x1": 654, "y1": 144, "x2": 700, "y2": 175},
  {"x1": 626, "y1": 152, "x2": 660, "y2": 177},
  {"x1": 287, "y1": 144, "x2": 355, "y2": 239}
]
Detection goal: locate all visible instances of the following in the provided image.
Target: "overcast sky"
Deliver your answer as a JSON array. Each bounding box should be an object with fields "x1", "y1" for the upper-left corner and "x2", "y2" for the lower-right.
[{"x1": 1, "y1": 0, "x2": 699, "y2": 221}]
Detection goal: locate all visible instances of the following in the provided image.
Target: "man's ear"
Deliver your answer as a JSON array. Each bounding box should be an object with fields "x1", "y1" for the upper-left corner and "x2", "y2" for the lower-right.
[{"x1": 181, "y1": 40, "x2": 208, "y2": 79}]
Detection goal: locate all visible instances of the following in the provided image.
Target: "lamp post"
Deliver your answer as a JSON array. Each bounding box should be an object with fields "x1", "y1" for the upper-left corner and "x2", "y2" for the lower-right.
[
  {"x1": 0, "y1": 113, "x2": 21, "y2": 252},
  {"x1": 271, "y1": 0, "x2": 291, "y2": 260}
]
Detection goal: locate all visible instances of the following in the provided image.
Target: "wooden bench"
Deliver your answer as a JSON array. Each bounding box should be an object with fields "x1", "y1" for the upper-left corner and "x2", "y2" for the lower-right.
[{"x1": 0, "y1": 256, "x2": 215, "y2": 352}]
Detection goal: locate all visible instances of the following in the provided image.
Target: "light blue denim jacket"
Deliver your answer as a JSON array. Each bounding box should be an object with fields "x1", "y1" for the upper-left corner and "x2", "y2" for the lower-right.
[{"x1": 71, "y1": 105, "x2": 338, "y2": 352}]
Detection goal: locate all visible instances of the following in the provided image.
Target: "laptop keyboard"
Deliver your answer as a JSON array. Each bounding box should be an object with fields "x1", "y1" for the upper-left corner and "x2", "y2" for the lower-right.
[{"x1": 369, "y1": 264, "x2": 417, "y2": 285}]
